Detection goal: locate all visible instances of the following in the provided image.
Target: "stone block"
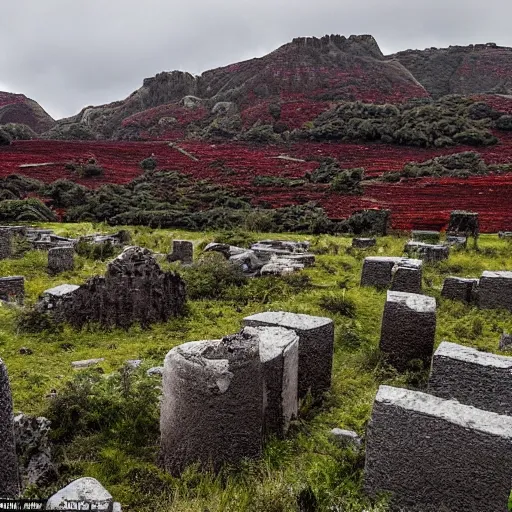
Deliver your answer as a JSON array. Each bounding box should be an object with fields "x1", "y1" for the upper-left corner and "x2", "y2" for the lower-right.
[
  {"x1": 0, "y1": 228, "x2": 13, "y2": 260},
  {"x1": 379, "y1": 291, "x2": 436, "y2": 371},
  {"x1": 499, "y1": 333, "x2": 512, "y2": 351},
  {"x1": 243, "y1": 311, "x2": 334, "y2": 400},
  {"x1": 48, "y1": 246, "x2": 75, "y2": 274},
  {"x1": 352, "y1": 238, "x2": 376, "y2": 249},
  {"x1": 160, "y1": 332, "x2": 263, "y2": 475},
  {"x1": 411, "y1": 230, "x2": 441, "y2": 243},
  {"x1": 167, "y1": 240, "x2": 193, "y2": 264},
  {"x1": 405, "y1": 241, "x2": 449, "y2": 262},
  {"x1": 445, "y1": 235, "x2": 467, "y2": 248},
  {"x1": 360, "y1": 257, "x2": 401, "y2": 288},
  {"x1": 242, "y1": 326, "x2": 299, "y2": 437},
  {"x1": 390, "y1": 259, "x2": 422, "y2": 294},
  {"x1": 0, "y1": 359, "x2": 20, "y2": 497},
  {"x1": 441, "y1": 277, "x2": 478, "y2": 303},
  {"x1": 478, "y1": 271, "x2": 512, "y2": 311},
  {"x1": 499, "y1": 231, "x2": 512, "y2": 238},
  {"x1": 365, "y1": 385, "x2": 512, "y2": 512},
  {"x1": 0, "y1": 276, "x2": 25, "y2": 304},
  {"x1": 428, "y1": 341, "x2": 512, "y2": 416},
  {"x1": 329, "y1": 428, "x2": 362, "y2": 449}
]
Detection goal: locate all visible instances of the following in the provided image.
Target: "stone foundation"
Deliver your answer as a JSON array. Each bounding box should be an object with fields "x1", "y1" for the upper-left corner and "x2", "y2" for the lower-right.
[
  {"x1": 379, "y1": 291, "x2": 436, "y2": 371},
  {"x1": 404, "y1": 241, "x2": 449, "y2": 262},
  {"x1": 365, "y1": 385, "x2": 512, "y2": 512}
]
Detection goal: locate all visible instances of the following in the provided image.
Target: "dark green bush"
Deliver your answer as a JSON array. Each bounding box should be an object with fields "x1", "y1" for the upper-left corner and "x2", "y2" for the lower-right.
[
  {"x1": 330, "y1": 168, "x2": 364, "y2": 195},
  {"x1": 140, "y1": 156, "x2": 157, "y2": 171},
  {"x1": 0, "y1": 128, "x2": 12, "y2": 146},
  {"x1": 318, "y1": 293, "x2": 356, "y2": 317},
  {"x1": 495, "y1": 115, "x2": 512, "y2": 131},
  {"x1": 43, "y1": 179, "x2": 89, "y2": 208},
  {"x1": 0, "y1": 123, "x2": 37, "y2": 140},
  {"x1": 16, "y1": 309, "x2": 63, "y2": 335},
  {"x1": 0, "y1": 198, "x2": 57, "y2": 222}
]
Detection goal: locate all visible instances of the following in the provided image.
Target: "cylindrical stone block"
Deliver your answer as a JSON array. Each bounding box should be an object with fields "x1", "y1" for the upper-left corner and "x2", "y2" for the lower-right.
[
  {"x1": 243, "y1": 326, "x2": 299, "y2": 438},
  {"x1": 379, "y1": 291, "x2": 436, "y2": 371},
  {"x1": 160, "y1": 332, "x2": 263, "y2": 475},
  {"x1": 243, "y1": 311, "x2": 334, "y2": 401},
  {"x1": 48, "y1": 246, "x2": 75, "y2": 274},
  {"x1": 168, "y1": 240, "x2": 193, "y2": 264},
  {"x1": 0, "y1": 359, "x2": 20, "y2": 497}
]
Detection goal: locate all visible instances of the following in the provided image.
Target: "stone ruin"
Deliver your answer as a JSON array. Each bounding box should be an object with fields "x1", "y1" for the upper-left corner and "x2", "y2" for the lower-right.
[
  {"x1": 441, "y1": 276, "x2": 478, "y2": 303},
  {"x1": 48, "y1": 246, "x2": 75, "y2": 274},
  {"x1": 160, "y1": 332, "x2": 263, "y2": 475},
  {"x1": 445, "y1": 235, "x2": 467, "y2": 248},
  {"x1": 243, "y1": 311, "x2": 334, "y2": 400},
  {"x1": 204, "y1": 239, "x2": 315, "y2": 276},
  {"x1": 364, "y1": 385, "x2": 512, "y2": 512},
  {"x1": 0, "y1": 276, "x2": 24, "y2": 305},
  {"x1": 428, "y1": 341, "x2": 512, "y2": 416},
  {"x1": 447, "y1": 210, "x2": 479, "y2": 239},
  {"x1": 379, "y1": 291, "x2": 436, "y2": 371},
  {"x1": 37, "y1": 247, "x2": 186, "y2": 329},
  {"x1": 160, "y1": 312, "x2": 333, "y2": 476},
  {"x1": 360, "y1": 257, "x2": 422, "y2": 293},
  {"x1": 167, "y1": 240, "x2": 193, "y2": 264},
  {"x1": 0, "y1": 226, "x2": 26, "y2": 260},
  {"x1": 478, "y1": 270, "x2": 512, "y2": 311},
  {"x1": 0, "y1": 358, "x2": 20, "y2": 498},
  {"x1": 351, "y1": 237, "x2": 376, "y2": 249},
  {"x1": 404, "y1": 241, "x2": 449, "y2": 262}
]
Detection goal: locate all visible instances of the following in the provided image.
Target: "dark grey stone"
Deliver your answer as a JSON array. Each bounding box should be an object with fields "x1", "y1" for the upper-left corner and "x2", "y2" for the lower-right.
[
  {"x1": 48, "y1": 246, "x2": 75, "y2": 274},
  {"x1": 160, "y1": 333, "x2": 263, "y2": 475},
  {"x1": 478, "y1": 271, "x2": 512, "y2": 311},
  {"x1": 0, "y1": 359, "x2": 20, "y2": 497},
  {"x1": 0, "y1": 276, "x2": 25, "y2": 305},
  {"x1": 404, "y1": 241, "x2": 449, "y2": 262},
  {"x1": 445, "y1": 235, "x2": 467, "y2": 248},
  {"x1": 441, "y1": 277, "x2": 479, "y2": 303},
  {"x1": 499, "y1": 333, "x2": 512, "y2": 351},
  {"x1": 428, "y1": 341, "x2": 512, "y2": 416},
  {"x1": 147, "y1": 366, "x2": 164, "y2": 377},
  {"x1": 360, "y1": 257, "x2": 401, "y2": 288},
  {"x1": 364, "y1": 385, "x2": 512, "y2": 512},
  {"x1": 390, "y1": 259, "x2": 422, "y2": 294},
  {"x1": 499, "y1": 231, "x2": 512, "y2": 238},
  {"x1": 0, "y1": 228, "x2": 14, "y2": 260},
  {"x1": 352, "y1": 238, "x2": 376, "y2": 249},
  {"x1": 411, "y1": 230, "x2": 441, "y2": 243},
  {"x1": 243, "y1": 311, "x2": 334, "y2": 400},
  {"x1": 379, "y1": 291, "x2": 436, "y2": 371},
  {"x1": 167, "y1": 240, "x2": 193, "y2": 264},
  {"x1": 242, "y1": 326, "x2": 299, "y2": 438}
]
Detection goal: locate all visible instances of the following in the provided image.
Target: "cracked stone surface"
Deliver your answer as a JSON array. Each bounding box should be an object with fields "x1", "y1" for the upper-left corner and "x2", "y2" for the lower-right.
[{"x1": 478, "y1": 271, "x2": 512, "y2": 311}]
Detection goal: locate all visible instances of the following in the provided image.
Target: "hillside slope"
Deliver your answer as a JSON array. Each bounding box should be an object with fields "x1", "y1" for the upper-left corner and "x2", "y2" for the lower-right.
[{"x1": 0, "y1": 92, "x2": 55, "y2": 133}]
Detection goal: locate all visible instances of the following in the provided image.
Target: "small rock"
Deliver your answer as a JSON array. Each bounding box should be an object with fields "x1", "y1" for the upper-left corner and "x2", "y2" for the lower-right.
[
  {"x1": 147, "y1": 366, "x2": 164, "y2": 377},
  {"x1": 329, "y1": 428, "x2": 362, "y2": 449},
  {"x1": 71, "y1": 358, "x2": 105, "y2": 369},
  {"x1": 19, "y1": 347, "x2": 33, "y2": 355}
]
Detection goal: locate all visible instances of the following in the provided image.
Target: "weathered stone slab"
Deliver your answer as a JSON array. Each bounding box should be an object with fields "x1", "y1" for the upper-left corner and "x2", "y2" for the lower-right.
[
  {"x1": 499, "y1": 231, "x2": 512, "y2": 238},
  {"x1": 243, "y1": 311, "x2": 334, "y2": 400},
  {"x1": 447, "y1": 210, "x2": 479, "y2": 238},
  {"x1": 0, "y1": 276, "x2": 25, "y2": 304},
  {"x1": 167, "y1": 240, "x2": 193, "y2": 264},
  {"x1": 0, "y1": 359, "x2": 20, "y2": 497},
  {"x1": 428, "y1": 341, "x2": 512, "y2": 416},
  {"x1": 441, "y1": 277, "x2": 479, "y2": 303},
  {"x1": 404, "y1": 241, "x2": 449, "y2": 262},
  {"x1": 352, "y1": 238, "x2": 376, "y2": 249},
  {"x1": 445, "y1": 235, "x2": 467, "y2": 248},
  {"x1": 379, "y1": 291, "x2": 436, "y2": 371},
  {"x1": 390, "y1": 259, "x2": 422, "y2": 294},
  {"x1": 160, "y1": 333, "x2": 263, "y2": 475},
  {"x1": 242, "y1": 326, "x2": 299, "y2": 437},
  {"x1": 48, "y1": 246, "x2": 75, "y2": 274},
  {"x1": 411, "y1": 230, "x2": 441, "y2": 243},
  {"x1": 478, "y1": 271, "x2": 512, "y2": 311},
  {"x1": 360, "y1": 257, "x2": 401, "y2": 288},
  {"x1": 365, "y1": 385, "x2": 512, "y2": 512}
]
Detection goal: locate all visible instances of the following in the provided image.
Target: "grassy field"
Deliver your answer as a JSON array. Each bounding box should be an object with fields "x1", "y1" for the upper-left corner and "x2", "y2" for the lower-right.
[{"x1": 1, "y1": 223, "x2": 512, "y2": 511}]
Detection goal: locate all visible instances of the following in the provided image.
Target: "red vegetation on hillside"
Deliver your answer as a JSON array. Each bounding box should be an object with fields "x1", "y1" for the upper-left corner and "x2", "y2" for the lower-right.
[{"x1": 1, "y1": 135, "x2": 512, "y2": 232}]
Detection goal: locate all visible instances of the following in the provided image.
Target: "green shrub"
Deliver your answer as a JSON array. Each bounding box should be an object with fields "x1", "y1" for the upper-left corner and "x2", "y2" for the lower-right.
[
  {"x1": 140, "y1": 156, "x2": 157, "y2": 171},
  {"x1": 75, "y1": 239, "x2": 118, "y2": 260},
  {"x1": 495, "y1": 115, "x2": 512, "y2": 131},
  {"x1": 43, "y1": 179, "x2": 89, "y2": 208},
  {"x1": 0, "y1": 123, "x2": 37, "y2": 140},
  {"x1": 318, "y1": 292, "x2": 356, "y2": 318},
  {"x1": 0, "y1": 198, "x2": 57, "y2": 222},
  {"x1": 331, "y1": 168, "x2": 364, "y2": 195},
  {"x1": 16, "y1": 309, "x2": 63, "y2": 335},
  {"x1": 0, "y1": 128, "x2": 12, "y2": 146}
]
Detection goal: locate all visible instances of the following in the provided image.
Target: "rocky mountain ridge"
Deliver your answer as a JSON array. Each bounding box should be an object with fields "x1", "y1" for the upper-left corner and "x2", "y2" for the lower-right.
[{"x1": 0, "y1": 92, "x2": 55, "y2": 134}]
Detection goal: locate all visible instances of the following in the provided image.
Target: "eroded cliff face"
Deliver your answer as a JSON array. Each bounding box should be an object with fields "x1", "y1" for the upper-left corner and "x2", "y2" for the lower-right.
[
  {"x1": 390, "y1": 43, "x2": 512, "y2": 98},
  {"x1": 0, "y1": 92, "x2": 55, "y2": 133}
]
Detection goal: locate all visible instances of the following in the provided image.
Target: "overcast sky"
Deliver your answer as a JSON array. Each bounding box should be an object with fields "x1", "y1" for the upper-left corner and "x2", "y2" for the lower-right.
[{"x1": 0, "y1": 0, "x2": 509, "y2": 119}]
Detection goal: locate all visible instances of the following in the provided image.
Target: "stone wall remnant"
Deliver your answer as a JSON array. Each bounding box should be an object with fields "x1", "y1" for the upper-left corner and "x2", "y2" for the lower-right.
[
  {"x1": 352, "y1": 238, "x2": 376, "y2": 249},
  {"x1": 365, "y1": 385, "x2": 512, "y2": 512},
  {"x1": 48, "y1": 246, "x2": 75, "y2": 274},
  {"x1": 242, "y1": 326, "x2": 299, "y2": 437},
  {"x1": 243, "y1": 311, "x2": 334, "y2": 400},
  {"x1": 37, "y1": 247, "x2": 186, "y2": 329},
  {"x1": 160, "y1": 332, "x2": 263, "y2": 475},
  {"x1": 441, "y1": 276, "x2": 479, "y2": 303},
  {"x1": 428, "y1": 341, "x2": 512, "y2": 416},
  {"x1": 167, "y1": 240, "x2": 193, "y2": 264},
  {"x1": 0, "y1": 276, "x2": 25, "y2": 304},
  {"x1": 478, "y1": 270, "x2": 512, "y2": 311},
  {"x1": 404, "y1": 241, "x2": 449, "y2": 262},
  {"x1": 0, "y1": 358, "x2": 20, "y2": 498},
  {"x1": 379, "y1": 291, "x2": 436, "y2": 371},
  {"x1": 390, "y1": 259, "x2": 422, "y2": 294}
]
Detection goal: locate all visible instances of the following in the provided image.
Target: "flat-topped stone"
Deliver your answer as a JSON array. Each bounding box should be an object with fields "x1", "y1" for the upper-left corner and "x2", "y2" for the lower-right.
[
  {"x1": 360, "y1": 256, "x2": 402, "y2": 288},
  {"x1": 385, "y1": 290, "x2": 436, "y2": 313},
  {"x1": 405, "y1": 241, "x2": 449, "y2": 262},
  {"x1": 479, "y1": 270, "x2": 512, "y2": 311},
  {"x1": 429, "y1": 341, "x2": 512, "y2": 416},
  {"x1": 243, "y1": 326, "x2": 299, "y2": 437},
  {"x1": 48, "y1": 246, "x2": 75, "y2": 274},
  {"x1": 390, "y1": 259, "x2": 423, "y2": 294},
  {"x1": 243, "y1": 311, "x2": 333, "y2": 400},
  {"x1": 42, "y1": 284, "x2": 80, "y2": 297},
  {"x1": 411, "y1": 230, "x2": 441, "y2": 243},
  {"x1": 441, "y1": 277, "x2": 479, "y2": 303},
  {"x1": 365, "y1": 385, "x2": 512, "y2": 511}
]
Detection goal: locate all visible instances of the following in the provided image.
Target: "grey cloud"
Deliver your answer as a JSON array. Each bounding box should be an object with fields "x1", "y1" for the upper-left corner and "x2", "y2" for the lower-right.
[{"x1": 0, "y1": 0, "x2": 510, "y2": 119}]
